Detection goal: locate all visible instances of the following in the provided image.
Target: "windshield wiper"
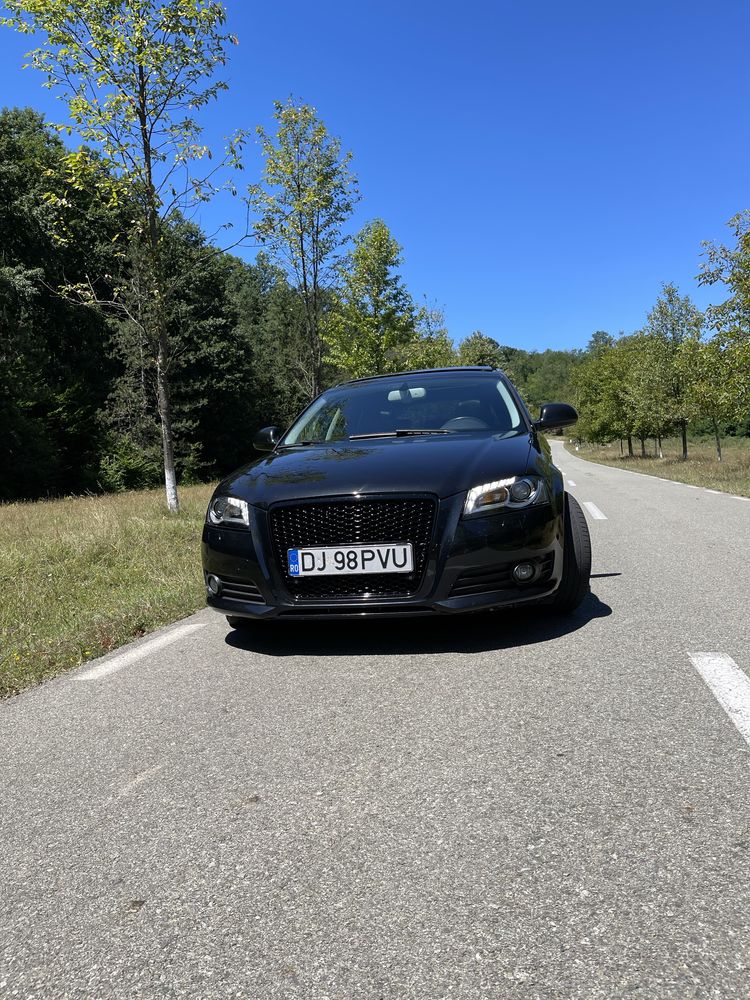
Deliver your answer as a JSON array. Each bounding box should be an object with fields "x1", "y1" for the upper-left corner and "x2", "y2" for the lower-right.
[{"x1": 349, "y1": 428, "x2": 453, "y2": 440}]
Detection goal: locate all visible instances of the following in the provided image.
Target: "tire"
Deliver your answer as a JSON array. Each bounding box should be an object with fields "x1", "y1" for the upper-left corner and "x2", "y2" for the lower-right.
[
  {"x1": 550, "y1": 493, "x2": 591, "y2": 613},
  {"x1": 226, "y1": 615, "x2": 255, "y2": 630}
]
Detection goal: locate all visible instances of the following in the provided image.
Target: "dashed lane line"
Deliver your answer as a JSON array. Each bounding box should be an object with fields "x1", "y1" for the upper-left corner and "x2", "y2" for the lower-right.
[
  {"x1": 688, "y1": 653, "x2": 750, "y2": 748},
  {"x1": 75, "y1": 621, "x2": 206, "y2": 681},
  {"x1": 568, "y1": 480, "x2": 577, "y2": 487},
  {"x1": 582, "y1": 501, "x2": 607, "y2": 521}
]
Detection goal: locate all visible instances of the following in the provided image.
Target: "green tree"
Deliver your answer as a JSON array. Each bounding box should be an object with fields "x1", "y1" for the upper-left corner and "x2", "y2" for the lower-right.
[
  {"x1": 224, "y1": 252, "x2": 309, "y2": 446},
  {"x1": 248, "y1": 99, "x2": 359, "y2": 399},
  {"x1": 2, "y1": 0, "x2": 244, "y2": 511},
  {"x1": 325, "y1": 219, "x2": 415, "y2": 379},
  {"x1": 586, "y1": 330, "x2": 616, "y2": 356},
  {"x1": 625, "y1": 331, "x2": 674, "y2": 456},
  {"x1": 499, "y1": 346, "x2": 538, "y2": 392},
  {"x1": 522, "y1": 349, "x2": 583, "y2": 412},
  {"x1": 397, "y1": 305, "x2": 457, "y2": 370},
  {"x1": 574, "y1": 335, "x2": 639, "y2": 453},
  {"x1": 457, "y1": 331, "x2": 506, "y2": 369},
  {"x1": 676, "y1": 336, "x2": 735, "y2": 461},
  {"x1": 102, "y1": 218, "x2": 242, "y2": 488},
  {"x1": 698, "y1": 211, "x2": 750, "y2": 422},
  {"x1": 0, "y1": 107, "x2": 120, "y2": 499},
  {"x1": 643, "y1": 282, "x2": 703, "y2": 459}
]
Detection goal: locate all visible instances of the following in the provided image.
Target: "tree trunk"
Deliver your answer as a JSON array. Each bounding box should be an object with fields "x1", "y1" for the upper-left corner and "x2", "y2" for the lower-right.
[
  {"x1": 640, "y1": 436, "x2": 646, "y2": 458},
  {"x1": 713, "y1": 417, "x2": 722, "y2": 462},
  {"x1": 627, "y1": 435, "x2": 634, "y2": 457},
  {"x1": 619, "y1": 438, "x2": 623, "y2": 456},
  {"x1": 156, "y1": 333, "x2": 179, "y2": 512},
  {"x1": 680, "y1": 419, "x2": 688, "y2": 461},
  {"x1": 657, "y1": 432, "x2": 663, "y2": 459},
  {"x1": 653, "y1": 435, "x2": 658, "y2": 457},
  {"x1": 137, "y1": 68, "x2": 179, "y2": 512}
]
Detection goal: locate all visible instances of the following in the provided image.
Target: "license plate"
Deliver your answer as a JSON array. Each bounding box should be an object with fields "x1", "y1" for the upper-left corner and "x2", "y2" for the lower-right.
[{"x1": 287, "y1": 543, "x2": 414, "y2": 577}]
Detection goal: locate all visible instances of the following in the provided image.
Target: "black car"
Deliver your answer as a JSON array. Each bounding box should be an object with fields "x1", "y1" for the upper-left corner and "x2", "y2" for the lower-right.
[{"x1": 202, "y1": 366, "x2": 591, "y2": 627}]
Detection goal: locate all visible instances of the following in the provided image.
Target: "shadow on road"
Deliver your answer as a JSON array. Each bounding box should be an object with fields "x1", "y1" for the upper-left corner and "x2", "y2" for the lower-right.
[{"x1": 224, "y1": 590, "x2": 612, "y2": 657}]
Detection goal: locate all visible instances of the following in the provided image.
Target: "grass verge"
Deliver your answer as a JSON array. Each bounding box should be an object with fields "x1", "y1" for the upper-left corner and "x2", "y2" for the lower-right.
[
  {"x1": 565, "y1": 437, "x2": 750, "y2": 496},
  {"x1": 1, "y1": 484, "x2": 213, "y2": 698}
]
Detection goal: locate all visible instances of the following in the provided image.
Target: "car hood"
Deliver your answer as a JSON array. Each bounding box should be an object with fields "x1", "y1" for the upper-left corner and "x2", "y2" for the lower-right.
[{"x1": 219, "y1": 432, "x2": 535, "y2": 506}]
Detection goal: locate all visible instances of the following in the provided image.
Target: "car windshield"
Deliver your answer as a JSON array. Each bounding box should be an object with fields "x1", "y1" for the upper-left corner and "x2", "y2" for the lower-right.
[{"x1": 282, "y1": 374, "x2": 526, "y2": 445}]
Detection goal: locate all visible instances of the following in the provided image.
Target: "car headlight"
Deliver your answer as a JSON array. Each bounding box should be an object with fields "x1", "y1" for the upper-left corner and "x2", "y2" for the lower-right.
[
  {"x1": 463, "y1": 476, "x2": 548, "y2": 517},
  {"x1": 207, "y1": 495, "x2": 250, "y2": 527}
]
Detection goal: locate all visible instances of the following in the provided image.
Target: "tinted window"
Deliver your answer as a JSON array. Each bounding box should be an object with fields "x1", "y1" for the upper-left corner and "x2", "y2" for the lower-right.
[{"x1": 283, "y1": 375, "x2": 525, "y2": 444}]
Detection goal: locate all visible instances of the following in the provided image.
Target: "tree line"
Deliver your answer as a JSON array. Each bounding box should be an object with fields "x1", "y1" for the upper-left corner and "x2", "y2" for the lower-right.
[
  {"x1": 573, "y1": 238, "x2": 750, "y2": 462},
  {"x1": 1, "y1": 1, "x2": 747, "y2": 506}
]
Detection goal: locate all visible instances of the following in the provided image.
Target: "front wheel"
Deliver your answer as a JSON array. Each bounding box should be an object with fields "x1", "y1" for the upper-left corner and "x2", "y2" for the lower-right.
[{"x1": 550, "y1": 493, "x2": 591, "y2": 613}]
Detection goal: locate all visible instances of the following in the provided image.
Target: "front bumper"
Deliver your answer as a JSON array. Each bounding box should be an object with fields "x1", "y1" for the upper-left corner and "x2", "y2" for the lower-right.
[{"x1": 201, "y1": 491, "x2": 564, "y2": 621}]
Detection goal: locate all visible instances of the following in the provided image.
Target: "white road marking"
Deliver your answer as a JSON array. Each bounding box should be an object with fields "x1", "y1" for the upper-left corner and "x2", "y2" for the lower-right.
[
  {"x1": 706, "y1": 489, "x2": 722, "y2": 494},
  {"x1": 76, "y1": 622, "x2": 206, "y2": 681},
  {"x1": 582, "y1": 501, "x2": 607, "y2": 520},
  {"x1": 688, "y1": 653, "x2": 750, "y2": 747},
  {"x1": 568, "y1": 480, "x2": 577, "y2": 487}
]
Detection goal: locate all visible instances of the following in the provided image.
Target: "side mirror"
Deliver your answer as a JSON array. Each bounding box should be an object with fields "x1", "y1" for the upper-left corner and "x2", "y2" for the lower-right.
[
  {"x1": 253, "y1": 425, "x2": 282, "y2": 452},
  {"x1": 533, "y1": 403, "x2": 578, "y2": 431}
]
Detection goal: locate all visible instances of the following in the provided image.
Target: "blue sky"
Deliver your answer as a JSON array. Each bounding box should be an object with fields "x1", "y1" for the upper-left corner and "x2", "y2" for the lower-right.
[{"x1": 1, "y1": 0, "x2": 749, "y2": 351}]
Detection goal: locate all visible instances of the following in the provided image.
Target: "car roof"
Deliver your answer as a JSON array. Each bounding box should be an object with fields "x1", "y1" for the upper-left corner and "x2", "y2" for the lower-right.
[{"x1": 340, "y1": 366, "x2": 504, "y2": 387}]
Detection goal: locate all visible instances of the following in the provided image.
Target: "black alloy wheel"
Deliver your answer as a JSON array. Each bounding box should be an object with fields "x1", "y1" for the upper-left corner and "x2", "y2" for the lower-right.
[{"x1": 550, "y1": 493, "x2": 592, "y2": 613}]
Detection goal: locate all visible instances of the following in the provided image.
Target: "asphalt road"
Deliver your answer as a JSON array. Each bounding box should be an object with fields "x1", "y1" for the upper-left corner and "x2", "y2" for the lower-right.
[{"x1": 2, "y1": 440, "x2": 749, "y2": 1000}]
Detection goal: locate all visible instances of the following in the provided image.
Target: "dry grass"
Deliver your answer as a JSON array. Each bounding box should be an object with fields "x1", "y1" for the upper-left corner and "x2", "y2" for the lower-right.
[
  {"x1": 566, "y1": 436, "x2": 750, "y2": 496},
  {"x1": 0, "y1": 484, "x2": 213, "y2": 698}
]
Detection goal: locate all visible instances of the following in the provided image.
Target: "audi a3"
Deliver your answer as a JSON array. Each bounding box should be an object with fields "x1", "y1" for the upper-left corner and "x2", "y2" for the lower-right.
[{"x1": 201, "y1": 367, "x2": 591, "y2": 627}]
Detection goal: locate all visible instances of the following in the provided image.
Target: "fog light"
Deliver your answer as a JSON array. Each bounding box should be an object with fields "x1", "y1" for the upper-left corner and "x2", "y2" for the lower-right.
[
  {"x1": 206, "y1": 574, "x2": 222, "y2": 596},
  {"x1": 512, "y1": 562, "x2": 536, "y2": 583}
]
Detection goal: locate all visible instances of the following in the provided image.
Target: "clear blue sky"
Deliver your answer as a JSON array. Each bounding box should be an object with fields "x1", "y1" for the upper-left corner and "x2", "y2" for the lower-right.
[{"x1": 1, "y1": 0, "x2": 749, "y2": 351}]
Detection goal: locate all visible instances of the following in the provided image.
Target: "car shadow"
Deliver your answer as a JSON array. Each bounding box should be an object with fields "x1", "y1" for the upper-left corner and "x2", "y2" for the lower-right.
[{"x1": 224, "y1": 590, "x2": 613, "y2": 657}]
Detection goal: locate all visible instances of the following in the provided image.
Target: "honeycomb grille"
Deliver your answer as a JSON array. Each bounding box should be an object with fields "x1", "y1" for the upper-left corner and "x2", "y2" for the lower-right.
[{"x1": 270, "y1": 497, "x2": 436, "y2": 600}]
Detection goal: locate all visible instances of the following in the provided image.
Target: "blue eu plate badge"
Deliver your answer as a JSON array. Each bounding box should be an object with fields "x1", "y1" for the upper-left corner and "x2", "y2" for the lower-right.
[{"x1": 288, "y1": 549, "x2": 301, "y2": 577}]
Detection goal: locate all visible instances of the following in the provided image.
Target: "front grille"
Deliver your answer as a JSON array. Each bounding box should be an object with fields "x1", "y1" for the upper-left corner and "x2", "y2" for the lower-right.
[
  {"x1": 450, "y1": 552, "x2": 555, "y2": 597},
  {"x1": 270, "y1": 497, "x2": 436, "y2": 600},
  {"x1": 216, "y1": 576, "x2": 264, "y2": 604}
]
